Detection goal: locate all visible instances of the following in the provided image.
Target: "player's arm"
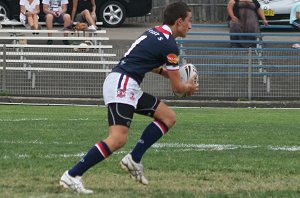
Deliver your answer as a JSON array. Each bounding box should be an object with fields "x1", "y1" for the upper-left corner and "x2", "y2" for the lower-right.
[
  {"x1": 168, "y1": 69, "x2": 198, "y2": 96},
  {"x1": 152, "y1": 66, "x2": 169, "y2": 78}
]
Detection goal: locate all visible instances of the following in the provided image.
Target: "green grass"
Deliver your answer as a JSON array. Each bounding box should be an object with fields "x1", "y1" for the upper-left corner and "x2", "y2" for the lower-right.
[{"x1": 0, "y1": 105, "x2": 299, "y2": 198}]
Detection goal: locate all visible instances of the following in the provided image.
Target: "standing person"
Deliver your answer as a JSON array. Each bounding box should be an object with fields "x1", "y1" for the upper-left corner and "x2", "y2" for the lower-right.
[
  {"x1": 42, "y1": 0, "x2": 71, "y2": 45},
  {"x1": 227, "y1": 0, "x2": 268, "y2": 48},
  {"x1": 59, "y1": 1, "x2": 199, "y2": 194},
  {"x1": 19, "y1": 0, "x2": 40, "y2": 30},
  {"x1": 290, "y1": 1, "x2": 300, "y2": 49},
  {"x1": 71, "y1": 0, "x2": 97, "y2": 31}
]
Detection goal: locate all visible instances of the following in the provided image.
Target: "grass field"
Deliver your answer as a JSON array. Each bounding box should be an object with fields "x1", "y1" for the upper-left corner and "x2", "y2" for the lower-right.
[{"x1": 0, "y1": 104, "x2": 299, "y2": 198}]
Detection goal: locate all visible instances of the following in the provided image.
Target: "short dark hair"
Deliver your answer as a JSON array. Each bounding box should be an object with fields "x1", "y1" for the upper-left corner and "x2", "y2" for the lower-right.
[{"x1": 163, "y1": 1, "x2": 191, "y2": 25}]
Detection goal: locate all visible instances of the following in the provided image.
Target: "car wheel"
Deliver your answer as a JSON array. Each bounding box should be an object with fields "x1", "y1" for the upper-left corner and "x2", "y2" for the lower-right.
[
  {"x1": 0, "y1": 2, "x2": 10, "y2": 21},
  {"x1": 99, "y1": 1, "x2": 126, "y2": 27}
]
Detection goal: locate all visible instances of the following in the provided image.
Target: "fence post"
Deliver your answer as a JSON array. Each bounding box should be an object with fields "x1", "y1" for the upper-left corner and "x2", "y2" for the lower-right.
[
  {"x1": 248, "y1": 47, "x2": 252, "y2": 101},
  {"x1": 1, "y1": 44, "x2": 7, "y2": 92}
]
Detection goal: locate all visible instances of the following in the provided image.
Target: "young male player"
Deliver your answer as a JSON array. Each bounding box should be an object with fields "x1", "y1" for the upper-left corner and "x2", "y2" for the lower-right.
[{"x1": 59, "y1": 1, "x2": 199, "y2": 194}]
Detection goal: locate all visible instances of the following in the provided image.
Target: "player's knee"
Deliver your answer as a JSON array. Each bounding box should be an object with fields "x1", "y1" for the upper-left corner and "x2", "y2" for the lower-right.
[
  {"x1": 162, "y1": 110, "x2": 177, "y2": 128},
  {"x1": 113, "y1": 136, "x2": 127, "y2": 150},
  {"x1": 109, "y1": 128, "x2": 128, "y2": 150}
]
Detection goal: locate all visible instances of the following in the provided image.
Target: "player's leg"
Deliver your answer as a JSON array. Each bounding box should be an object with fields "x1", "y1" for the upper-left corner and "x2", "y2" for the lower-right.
[
  {"x1": 60, "y1": 72, "x2": 139, "y2": 193},
  {"x1": 131, "y1": 94, "x2": 176, "y2": 162},
  {"x1": 120, "y1": 93, "x2": 176, "y2": 185},
  {"x1": 60, "y1": 103, "x2": 134, "y2": 193},
  {"x1": 67, "y1": 103, "x2": 133, "y2": 174}
]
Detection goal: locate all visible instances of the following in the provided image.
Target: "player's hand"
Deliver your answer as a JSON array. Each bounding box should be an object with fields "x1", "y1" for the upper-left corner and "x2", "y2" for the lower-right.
[{"x1": 186, "y1": 74, "x2": 199, "y2": 96}]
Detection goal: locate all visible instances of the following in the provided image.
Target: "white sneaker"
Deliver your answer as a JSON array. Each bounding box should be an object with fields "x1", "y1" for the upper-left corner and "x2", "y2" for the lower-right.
[
  {"x1": 59, "y1": 170, "x2": 93, "y2": 194},
  {"x1": 292, "y1": 43, "x2": 300, "y2": 49},
  {"x1": 120, "y1": 154, "x2": 149, "y2": 185},
  {"x1": 87, "y1": 25, "x2": 97, "y2": 31}
]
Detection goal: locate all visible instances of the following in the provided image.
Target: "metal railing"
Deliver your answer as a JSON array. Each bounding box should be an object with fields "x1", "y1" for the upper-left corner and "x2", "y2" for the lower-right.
[
  {"x1": 1, "y1": 24, "x2": 300, "y2": 100},
  {"x1": 178, "y1": 26, "x2": 300, "y2": 100}
]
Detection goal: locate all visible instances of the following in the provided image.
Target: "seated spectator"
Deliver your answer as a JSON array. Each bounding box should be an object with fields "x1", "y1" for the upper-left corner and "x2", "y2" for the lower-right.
[
  {"x1": 227, "y1": 0, "x2": 268, "y2": 48},
  {"x1": 19, "y1": 0, "x2": 41, "y2": 31},
  {"x1": 42, "y1": 0, "x2": 72, "y2": 45},
  {"x1": 71, "y1": 0, "x2": 97, "y2": 31},
  {"x1": 290, "y1": 1, "x2": 300, "y2": 49}
]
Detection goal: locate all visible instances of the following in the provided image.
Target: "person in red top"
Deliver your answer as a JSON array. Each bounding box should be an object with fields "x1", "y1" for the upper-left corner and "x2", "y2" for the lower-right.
[{"x1": 59, "y1": 1, "x2": 199, "y2": 194}]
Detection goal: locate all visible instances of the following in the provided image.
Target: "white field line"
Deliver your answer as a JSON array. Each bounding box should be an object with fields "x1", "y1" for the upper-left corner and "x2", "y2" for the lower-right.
[
  {"x1": 0, "y1": 118, "x2": 48, "y2": 122},
  {"x1": 2, "y1": 102, "x2": 300, "y2": 109},
  {"x1": 0, "y1": 142, "x2": 299, "y2": 160},
  {"x1": 0, "y1": 118, "x2": 90, "y2": 122}
]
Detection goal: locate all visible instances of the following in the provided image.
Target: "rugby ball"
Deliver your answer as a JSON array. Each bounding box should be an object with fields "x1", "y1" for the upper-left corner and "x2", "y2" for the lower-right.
[{"x1": 174, "y1": 63, "x2": 198, "y2": 98}]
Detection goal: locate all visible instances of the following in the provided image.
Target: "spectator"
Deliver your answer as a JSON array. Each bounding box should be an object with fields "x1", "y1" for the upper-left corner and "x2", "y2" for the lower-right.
[
  {"x1": 227, "y1": 0, "x2": 268, "y2": 48},
  {"x1": 20, "y1": 0, "x2": 40, "y2": 31},
  {"x1": 42, "y1": 0, "x2": 72, "y2": 45},
  {"x1": 71, "y1": 0, "x2": 97, "y2": 31},
  {"x1": 290, "y1": 1, "x2": 300, "y2": 49}
]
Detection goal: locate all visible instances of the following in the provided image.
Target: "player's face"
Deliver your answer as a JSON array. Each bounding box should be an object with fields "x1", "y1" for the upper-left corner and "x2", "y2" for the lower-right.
[{"x1": 177, "y1": 12, "x2": 192, "y2": 38}]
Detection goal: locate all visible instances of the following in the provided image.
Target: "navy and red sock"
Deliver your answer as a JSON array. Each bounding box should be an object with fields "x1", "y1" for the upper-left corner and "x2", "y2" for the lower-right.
[
  {"x1": 131, "y1": 119, "x2": 169, "y2": 163},
  {"x1": 68, "y1": 141, "x2": 111, "y2": 177}
]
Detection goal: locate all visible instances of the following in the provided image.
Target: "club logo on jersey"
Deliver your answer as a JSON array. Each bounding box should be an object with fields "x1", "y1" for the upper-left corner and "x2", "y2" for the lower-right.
[
  {"x1": 117, "y1": 89, "x2": 126, "y2": 98},
  {"x1": 130, "y1": 92, "x2": 135, "y2": 101},
  {"x1": 167, "y1": 53, "x2": 179, "y2": 64}
]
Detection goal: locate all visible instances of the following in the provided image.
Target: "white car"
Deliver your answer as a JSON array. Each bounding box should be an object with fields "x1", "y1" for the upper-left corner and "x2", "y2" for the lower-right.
[{"x1": 258, "y1": 0, "x2": 298, "y2": 23}]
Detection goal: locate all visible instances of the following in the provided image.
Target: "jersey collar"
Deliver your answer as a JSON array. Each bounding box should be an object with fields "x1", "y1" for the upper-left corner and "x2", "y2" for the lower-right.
[{"x1": 155, "y1": 25, "x2": 172, "y2": 36}]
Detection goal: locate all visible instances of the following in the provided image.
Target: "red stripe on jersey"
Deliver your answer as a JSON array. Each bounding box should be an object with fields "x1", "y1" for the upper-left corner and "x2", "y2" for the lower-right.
[
  {"x1": 154, "y1": 120, "x2": 168, "y2": 134},
  {"x1": 123, "y1": 75, "x2": 129, "y2": 90},
  {"x1": 96, "y1": 142, "x2": 109, "y2": 158},
  {"x1": 156, "y1": 26, "x2": 171, "y2": 35}
]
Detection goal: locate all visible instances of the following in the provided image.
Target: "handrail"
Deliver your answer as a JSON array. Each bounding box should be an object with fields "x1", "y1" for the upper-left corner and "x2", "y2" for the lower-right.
[
  {"x1": 0, "y1": 36, "x2": 109, "y2": 41},
  {"x1": 191, "y1": 24, "x2": 294, "y2": 29},
  {"x1": 0, "y1": 29, "x2": 106, "y2": 34},
  {"x1": 179, "y1": 47, "x2": 299, "y2": 51},
  {"x1": 180, "y1": 54, "x2": 300, "y2": 60},
  {"x1": 177, "y1": 40, "x2": 297, "y2": 44},
  {"x1": 0, "y1": 44, "x2": 113, "y2": 48},
  {"x1": 187, "y1": 32, "x2": 300, "y2": 37}
]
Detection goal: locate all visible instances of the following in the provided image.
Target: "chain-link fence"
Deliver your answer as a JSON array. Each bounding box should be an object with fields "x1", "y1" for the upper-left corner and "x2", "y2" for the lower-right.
[{"x1": 1, "y1": 43, "x2": 300, "y2": 100}]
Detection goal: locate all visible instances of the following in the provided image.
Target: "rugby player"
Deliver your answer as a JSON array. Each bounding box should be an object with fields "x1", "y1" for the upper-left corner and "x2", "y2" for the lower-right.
[{"x1": 59, "y1": 1, "x2": 199, "y2": 194}]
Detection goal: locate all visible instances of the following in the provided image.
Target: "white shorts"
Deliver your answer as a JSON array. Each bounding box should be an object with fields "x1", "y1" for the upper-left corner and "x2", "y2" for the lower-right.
[{"x1": 103, "y1": 72, "x2": 143, "y2": 108}]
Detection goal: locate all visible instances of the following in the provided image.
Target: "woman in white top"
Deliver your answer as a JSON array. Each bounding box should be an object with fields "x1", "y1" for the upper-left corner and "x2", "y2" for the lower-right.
[{"x1": 20, "y1": 0, "x2": 40, "y2": 30}]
